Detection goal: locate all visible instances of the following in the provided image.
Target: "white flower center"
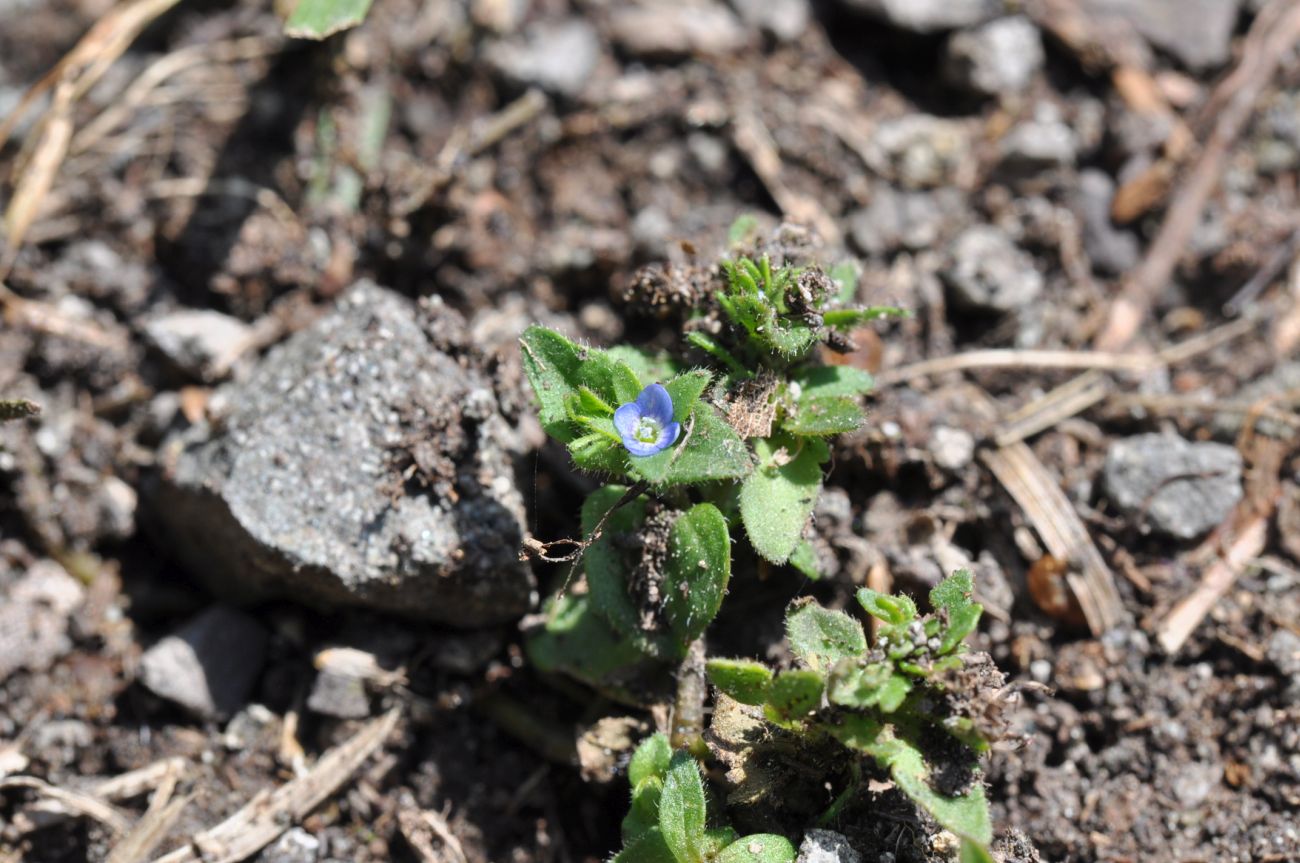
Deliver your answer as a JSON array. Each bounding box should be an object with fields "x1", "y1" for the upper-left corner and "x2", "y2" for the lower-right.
[{"x1": 633, "y1": 417, "x2": 661, "y2": 444}]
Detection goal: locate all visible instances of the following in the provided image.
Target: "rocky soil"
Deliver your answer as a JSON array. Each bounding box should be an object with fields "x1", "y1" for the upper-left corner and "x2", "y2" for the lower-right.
[{"x1": 2, "y1": 0, "x2": 1299, "y2": 862}]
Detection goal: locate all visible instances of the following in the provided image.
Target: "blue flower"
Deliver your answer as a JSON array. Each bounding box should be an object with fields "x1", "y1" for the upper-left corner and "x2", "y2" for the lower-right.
[{"x1": 614, "y1": 383, "x2": 681, "y2": 457}]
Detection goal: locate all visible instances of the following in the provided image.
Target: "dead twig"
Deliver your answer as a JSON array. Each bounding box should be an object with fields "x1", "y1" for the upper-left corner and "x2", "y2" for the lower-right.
[
  {"x1": 1094, "y1": 0, "x2": 1300, "y2": 351},
  {"x1": 150, "y1": 709, "x2": 400, "y2": 863},
  {"x1": 0, "y1": 776, "x2": 132, "y2": 835}
]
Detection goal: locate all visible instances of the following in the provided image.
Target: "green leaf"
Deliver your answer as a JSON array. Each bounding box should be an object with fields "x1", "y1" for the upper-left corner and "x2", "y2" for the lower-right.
[
  {"x1": 659, "y1": 753, "x2": 708, "y2": 863},
  {"x1": 284, "y1": 0, "x2": 374, "y2": 38},
  {"x1": 703, "y1": 828, "x2": 740, "y2": 858},
  {"x1": 623, "y1": 777, "x2": 664, "y2": 841},
  {"x1": 728, "y1": 214, "x2": 761, "y2": 246},
  {"x1": 960, "y1": 839, "x2": 996, "y2": 863},
  {"x1": 855, "y1": 589, "x2": 917, "y2": 626},
  {"x1": 582, "y1": 487, "x2": 673, "y2": 656},
  {"x1": 939, "y1": 604, "x2": 982, "y2": 655},
  {"x1": 576, "y1": 386, "x2": 615, "y2": 417},
  {"x1": 931, "y1": 570, "x2": 982, "y2": 654},
  {"x1": 739, "y1": 433, "x2": 828, "y2": 564},
  {"x1": 612, "y1": 827, "x2": 679, "y2": 863},
  {"x1": 785, "y1": 396, "x2": 865, "y2": 436},
  {"x1": 630, "y1": 403, "x2": 752, "y2": 487},
  {"x1": 764, "y1": 320, "x2": 818, "y2": 358},
  {"x1": 629, "y1": 733, "x2": 674, "y2": 787},
  {"x1": 822, "y1": 306, "x2": 910, "y2": 329},
  {"x1": 663, "y1": 370, "x2": 711, "y2": 423},
  {"x1": 788, "y1": 539, "x2": 821, "y2": 579},
  {"x1": 763, "y1": 670, "x2": 824, "y2": 726},
  {"x1": 785, "y1": 599, "x2": 866, "y2": 672},
  {"x1": 524, "y1": 593, "x2": 652, "y2": 702},
  {"x1": 930, "y1": 570, "x2": 975, "y2": 615},
  {"x1": 792, "y1": 366, "x2": 875, "y2": 398},
  {"x1": 663, "y1": 503, "x2": 731, "y2": 651},
  {"x1": 608, "y1": 345, "x2": 678, "y2": 384},
  {"x1": 828, "y1": 261, "x2": 860, "y2": 305},
  {"x1": 879, "y1": 735, "x2": 991, "y2": 845},
  {"x1": 705, "y1": 659, "x2": 774, "y2": 706},
  {"x1": 520, "y1": 326, "x2": 585, "y2": 442},
  {"x1": 826, "y1": 662, "x2": 912, "y2": 713},
  {"x1": 714, "y1": 835, "x2": 798, "y2": 863},
  {"x1": 832, "y1": 724, "x2": 992, "y2": 846}
]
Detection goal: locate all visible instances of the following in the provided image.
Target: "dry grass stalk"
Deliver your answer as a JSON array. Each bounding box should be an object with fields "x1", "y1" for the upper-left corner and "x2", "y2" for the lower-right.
[
  {"x1": 0, "y1": 776, "x2": 133, "y2": 835},
  {"x1": 1094, "y1": 0, "x2": 1300, "y2": 352},
  {"x1": 0, "y1": 0, "x2": 185, "y2": 276}
]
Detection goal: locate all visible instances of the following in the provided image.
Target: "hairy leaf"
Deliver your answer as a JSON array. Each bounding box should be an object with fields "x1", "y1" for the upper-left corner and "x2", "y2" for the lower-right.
[
  {"x1": 822, "y1": 306, "x2": 910, "y2": 329},
  {"x1": 763, "y1": 670, "x2": 824, "y2": 726},
  {"x1": 785, "y1": 395, "x2": 865, "y2": 436},
  {"x1": 623, "y1": 777, "x2": 664, "y2": 841},
  {"x1": 739, "y1": 434, "x2": 828, "y2": 564},
  {"x1": 855, "y1": 588, "x2": 917, "y2": 626},
  {"x1": 520, "y1": 326, "x2": 585, "y2": 441},
  {"x1": 785, "y1": 599, "x2": 866, "y2": 672},
  {"x1": 705, "y1": 659, "x2": 774, "y2": 706},
  {"x1": 791, "y1": 366, "x2": 874, "y2": 398},
  {"x1": 284, "y1": 0, "x2": 374, "y2": 38},
  {"x1": 612, "y1": 827, "x2": 679, "y2": 863},
  {"x1": 660, "y1": 753, "x2": 708, "y2": 863},
  {"x1": 931, "y1": 570, "x2": 983, "y2": 654},
  {"x1": 524, "y1": 593, "x2": 652, "y2": 702},
  {"x1": 663, "y1": 503, "x2": 731, "y2": 651},
  {"x1": 826, "y1": 662, "x2": 912, "y2": 713},
  {"x1": 787, "y1": 539, "x2": 822, "y2": 580},
  {"x1": 714, "y1": 835, "x2": 797, "y2": 863},
  {"x1": 629, "y1": 733, "x2": 674, "y2": 787},
  {"x1": 582, "y1": 487, "x2": 673, "y2": 656}
]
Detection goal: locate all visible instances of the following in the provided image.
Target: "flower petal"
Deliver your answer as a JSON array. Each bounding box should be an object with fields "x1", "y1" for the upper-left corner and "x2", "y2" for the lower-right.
[
  {"x1": 622, "y1": 435, "x2": 663, "y2": 457},
  {"x1": 659, "y1": 421, "x2": 681, "y2": 449},
  {"x1": 635, "y1": 383, "x2": 675, "y2": 425},
  {"x1": 613, "y1": 402, "x2": 642, "y2": 439}
]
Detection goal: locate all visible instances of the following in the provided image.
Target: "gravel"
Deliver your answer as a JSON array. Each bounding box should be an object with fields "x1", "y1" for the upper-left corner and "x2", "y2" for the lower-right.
[
  {"x1": 485, "y1": 18, "x2": 601, "y2": 98},
  {"x1": 1081, "y1": 0, "x2": 1242, "y2": 71},
  {"x1": 142, "y1": 309, "x2": 253, "y2": 383},
  {"x1": 796, "y1": 829, "x2": 862, "y2": 863},
  {"x1": 943, "y1": 225, "x2": 1044, "y2": 312},
  {"x1": 1076, "y1": 169, "x2": 1141, "y2": 276},
  {"x1": 139, "y1": 606, "x2": 269, "y2": 720},
  {"x1": 943, "y1": 16, "x2": 1044, "y2": 97},
  {"x1": 150, "y1": 281, "x2": 534, "y2": 626},
  {"x1": 835, "y1": 0, "x2": 1000, "y2": 33},
  {"x1": 1103, "y1": 434, "x2": 1244, "y2": 540}
]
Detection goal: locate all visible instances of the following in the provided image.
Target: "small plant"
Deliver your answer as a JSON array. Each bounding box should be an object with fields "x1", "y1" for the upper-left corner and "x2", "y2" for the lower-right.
[
  {"x1": 521, "y1": 239, "x2": 903, "y2": 691},
  {"x1": 616, "y1": 733, "x2": 797, "y2": 863},
  {"x1": 0, "y1": 399, "x2": 40, "y2": 422},
  {"x1": 707, "y1": 571, "x2": 994, "y2": 857},
  {"x1": 519, "y1": 228, "x2": 1002, "y2": 857}
]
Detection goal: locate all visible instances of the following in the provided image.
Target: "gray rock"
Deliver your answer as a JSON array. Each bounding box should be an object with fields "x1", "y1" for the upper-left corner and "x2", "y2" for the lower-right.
[
  {"x1": 140, "y1": 606, "x2": 268, "y2": 720},
  {"x1": 1213, "y1": 360, "x2": 1300, "y2": 440},
  {"x1": 730, "y1": 0, "x2": 809, "y2": 41},
  {"x1": 931, "y1": 425, "x2": 975, "y2": 472},
  {"x1": 0, "y1": 561, "x2": 84, "y2": 683},
  {"x1": 849, "y1": 186, "x2": 960, "y2": 256},
  {"x1": 262, "y1": 828, "x2": 321, "y2": 863},
  {"x1": 1103, "y1": 434, "x2": 1243, "y2": 540},
  {"x1": 1076, "y1": 169, "x2": 1140, "y2": 276},
  {"x1": 1081, "y1": 0, "x2": 1241, "y2": 70},
  {"x1": 944, "y1": 16, "x2": 1044, "y2": 97},
  {"x1": 1268, "y1": 629, "x2": 1300, "y2": 679},
  {"x1": 1000, "y1": 108, "x2": 1078, "y2": 172},
  {"x1": 867, "y1": 115, "x2": 972, "y2": 189},
  {"x1": 151, "y1": 282, "x2": 533, "y2": 626},
  {"x1": 796, "y1": 829, "x2": 862, "y2": 863},
  {"x1": 836, "y1": 0, "x2": 1000, "y2": 33},
  {"x1": 307, "y1": 670, "x2": 370, "y2": 719},
  {"x1": 943, "y1": 226, "x2": 1044, "y2": 312},
  {"x1": 143, "y1": 309, "x2": 253, "y2": 383},
  {"x1": 485, "y1": 19, "x2": 600, "y2": 98},
  {"x1": 610, "y1": 3, "x2": 750, "y2": 59}
]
